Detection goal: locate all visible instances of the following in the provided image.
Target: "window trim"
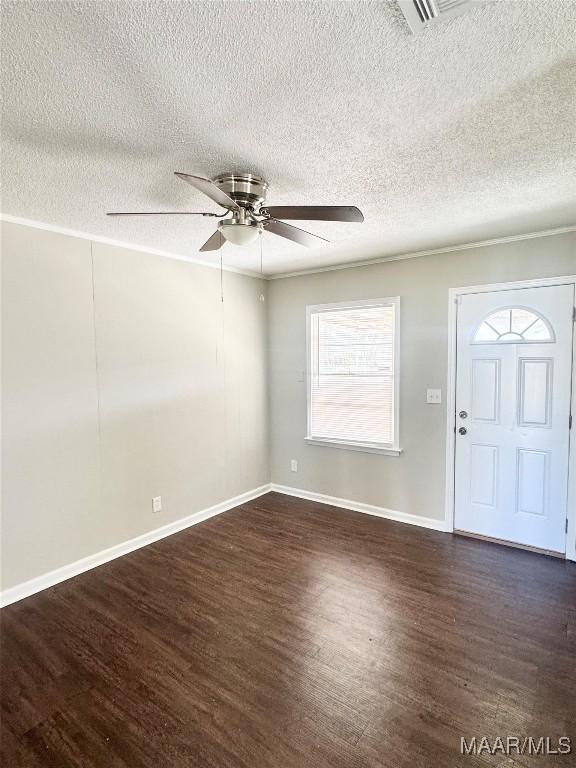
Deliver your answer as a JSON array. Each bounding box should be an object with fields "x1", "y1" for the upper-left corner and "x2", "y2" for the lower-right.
[{"x1": 305, "y1": 297, "x2": 401, "y2": 456}]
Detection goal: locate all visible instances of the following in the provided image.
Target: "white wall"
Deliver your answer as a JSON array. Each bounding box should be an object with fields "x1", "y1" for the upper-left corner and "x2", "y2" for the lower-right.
[
  {"x1": 1, "y1": 222, "x2": 268, "y2": 590},
  {"x1": 268, "y1": 231, "x2": 576, "y2": 523}
]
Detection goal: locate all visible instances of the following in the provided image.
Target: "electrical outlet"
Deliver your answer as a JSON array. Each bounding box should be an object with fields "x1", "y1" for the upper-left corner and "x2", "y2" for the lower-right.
[
  {"x1": 290, "y1": 459, "x2": 298, "y2": 472},
  {"x1": 152, "y1": 496, "x2": 162, "y2": 513},
  {"x1": 426, "y1": 389, "x2": 442, "y2": 404}
]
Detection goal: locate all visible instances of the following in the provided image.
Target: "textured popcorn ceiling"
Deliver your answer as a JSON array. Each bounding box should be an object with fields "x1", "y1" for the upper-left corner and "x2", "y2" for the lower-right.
[{"x1": 1, "y1": 0, "x2": 575, "y2": 276}]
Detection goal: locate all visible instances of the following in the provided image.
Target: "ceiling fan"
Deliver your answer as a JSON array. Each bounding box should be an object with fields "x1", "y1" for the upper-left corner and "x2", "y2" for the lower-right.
[{"x1": 107, "y1": 172, "x2": 364, "y2": 252}]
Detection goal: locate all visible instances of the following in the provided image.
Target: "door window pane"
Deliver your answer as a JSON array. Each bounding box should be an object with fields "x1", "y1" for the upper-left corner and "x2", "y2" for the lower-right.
[{"x1": 473, "y1": 308, "x2": 554, "y2": 344}]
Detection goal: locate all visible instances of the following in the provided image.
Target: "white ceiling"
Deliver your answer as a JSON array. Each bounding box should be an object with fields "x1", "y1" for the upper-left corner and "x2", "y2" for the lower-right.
[{"x1": 2, "y1": 1, "x2": 575, "y2": 276}]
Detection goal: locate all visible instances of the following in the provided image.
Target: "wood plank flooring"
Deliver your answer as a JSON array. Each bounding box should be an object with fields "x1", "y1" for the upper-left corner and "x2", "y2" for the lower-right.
[{"x1": 1, "y1": 492, "x2": 575, "y2": 767}]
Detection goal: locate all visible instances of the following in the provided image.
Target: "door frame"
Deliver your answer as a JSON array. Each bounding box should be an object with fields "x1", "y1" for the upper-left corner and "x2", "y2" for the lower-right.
[{"x1": 444, "y1": 275, "x2": 576, "y2": 560}]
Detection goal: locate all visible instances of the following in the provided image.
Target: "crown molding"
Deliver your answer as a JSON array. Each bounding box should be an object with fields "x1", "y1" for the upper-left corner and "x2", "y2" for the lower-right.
[
  {"x1": 0, "y1": 213, "x2": 265, "y2": 279},
  {"x1": 268, "y1": 225, "x2": 576, "y2": 280},
  {"x1": 3, "y1": 214, "x2": 574, "y2": 281}
]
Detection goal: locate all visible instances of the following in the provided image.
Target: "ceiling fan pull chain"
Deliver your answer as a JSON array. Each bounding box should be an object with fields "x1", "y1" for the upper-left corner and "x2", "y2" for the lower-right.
[
  {"x1": 220, "y1": 232, "x2": 224, "y2": 303},
  {"x1": 260, "y1": 233, "x2": 263, "y2": 275}
]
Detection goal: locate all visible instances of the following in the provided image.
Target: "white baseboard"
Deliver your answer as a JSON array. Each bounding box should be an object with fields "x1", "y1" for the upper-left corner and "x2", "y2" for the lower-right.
[
  {"x1": 270, "y1": 484, "x2": 448, "y2": 532},
  {"x1": 0, "y1": 484, "x2": 272, "y2": 608}
]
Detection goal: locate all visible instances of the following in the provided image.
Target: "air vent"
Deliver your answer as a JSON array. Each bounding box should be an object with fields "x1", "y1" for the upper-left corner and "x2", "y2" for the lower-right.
[{"x1": 398, "y1": 0, "x2": 481, "y2": 33}]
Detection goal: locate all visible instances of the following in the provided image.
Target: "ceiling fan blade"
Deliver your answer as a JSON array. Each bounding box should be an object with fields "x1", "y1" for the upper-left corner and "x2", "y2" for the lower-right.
[
  {"x1": 261, "y1": 205, "x2": 364, "y2": 223},
  {"x1": 107, "y1": 211, "x2": 219, "y2": 217},
  {"x1": 262, "y1": 218, "x2": 329, "y2": 248},
  {"x1": 199, "y1": 230, "x2": 224, "y2": 252},
  {"x1": 175, "y1": 172, "x2": 239, "y2": 211}
]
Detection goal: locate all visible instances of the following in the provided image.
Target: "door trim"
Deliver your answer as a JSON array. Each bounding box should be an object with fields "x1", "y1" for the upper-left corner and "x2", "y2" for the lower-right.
[{"x1": 444, "y1": 275, "x2": 576, "y2": 560}]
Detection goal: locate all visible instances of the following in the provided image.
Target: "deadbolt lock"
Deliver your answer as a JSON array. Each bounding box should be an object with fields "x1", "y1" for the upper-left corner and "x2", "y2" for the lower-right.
[{"x1": 459, "y1": 410, "x2": 468, "y2": 419}]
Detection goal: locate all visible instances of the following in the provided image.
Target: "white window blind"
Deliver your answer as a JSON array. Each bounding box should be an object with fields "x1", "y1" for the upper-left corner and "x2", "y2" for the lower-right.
[{"x1": 307, "y1": 299, "x2": 399, "y2": 451}]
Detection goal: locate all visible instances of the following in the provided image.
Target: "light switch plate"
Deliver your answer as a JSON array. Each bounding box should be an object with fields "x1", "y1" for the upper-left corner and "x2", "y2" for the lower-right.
[{"x1": 426, "y1": 388, "x2": 442, "y2": 404}]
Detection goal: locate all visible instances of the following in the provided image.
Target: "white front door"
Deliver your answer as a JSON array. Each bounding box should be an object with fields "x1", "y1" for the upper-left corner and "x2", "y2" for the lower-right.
[{"x1": 454, "y1": 284, "x2": 574, "y2": 553}]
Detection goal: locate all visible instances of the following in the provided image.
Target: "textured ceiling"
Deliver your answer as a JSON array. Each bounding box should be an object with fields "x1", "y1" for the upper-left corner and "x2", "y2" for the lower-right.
[{"x1": 1, "y1": 0, "x2": 575, "y2": 276}]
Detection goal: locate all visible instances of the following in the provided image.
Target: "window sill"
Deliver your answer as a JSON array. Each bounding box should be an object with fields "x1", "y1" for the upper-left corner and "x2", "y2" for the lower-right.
[{"x1": 304, "y1": 437, "x2": 402, "y2": 456}]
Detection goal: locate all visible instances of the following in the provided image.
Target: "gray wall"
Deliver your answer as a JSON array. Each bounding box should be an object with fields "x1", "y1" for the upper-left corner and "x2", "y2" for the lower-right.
[
  {"x1": 1, "y1": 222, "x2": 269, "y2": 590},
  {"x1": 268, "y1": 231, "x2": 575, "y2": 522},
  {"x1": 2, "y1": 222, "x2": 574, "y2": 592}
]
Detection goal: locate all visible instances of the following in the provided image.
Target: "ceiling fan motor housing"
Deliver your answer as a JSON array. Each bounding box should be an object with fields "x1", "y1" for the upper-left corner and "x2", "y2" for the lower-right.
[
  {"x1": 212, "y1": 173, "x2": 268, "y2": 209},
  {"x1": 213, "y1": 173, "x2": 267, "y2": 245}
]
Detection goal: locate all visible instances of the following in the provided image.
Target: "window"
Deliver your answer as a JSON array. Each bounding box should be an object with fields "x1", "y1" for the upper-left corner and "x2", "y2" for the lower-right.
[
  {"x1": 306, "y1": 298, "x2": 400, "y2": 455},
  {"x1": 473, "y1": 307, "x2": 554, "y2": 344}
]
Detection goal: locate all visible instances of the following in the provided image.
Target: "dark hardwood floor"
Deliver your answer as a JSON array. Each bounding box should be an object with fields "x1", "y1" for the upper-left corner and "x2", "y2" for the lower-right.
[{"x1": 1, "y1": 492, "x2": 575, "y2": 767}]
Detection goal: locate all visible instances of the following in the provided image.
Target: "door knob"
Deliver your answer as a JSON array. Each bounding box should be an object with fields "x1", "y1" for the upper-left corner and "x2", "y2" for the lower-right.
[{"x1": 458, "y1": 427, "x2": 467, "y2": 435}]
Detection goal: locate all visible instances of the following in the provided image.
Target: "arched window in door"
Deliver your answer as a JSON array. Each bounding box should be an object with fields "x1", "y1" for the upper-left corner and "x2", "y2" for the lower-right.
[{"x1": 473, "y1": 307, "x2": 554, "y2": 344}]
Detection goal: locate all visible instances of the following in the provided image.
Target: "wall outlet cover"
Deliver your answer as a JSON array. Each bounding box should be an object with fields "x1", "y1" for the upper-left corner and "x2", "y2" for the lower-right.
[
  {"x1": 290, "y1": 459, "x2": 298, "y2": 472},
  {"x1": 426, "y1": 389, "x2": 442, "y2": 404},
  {"x1": 152, "y1": 496, "x2": 162, "y2": 513}
]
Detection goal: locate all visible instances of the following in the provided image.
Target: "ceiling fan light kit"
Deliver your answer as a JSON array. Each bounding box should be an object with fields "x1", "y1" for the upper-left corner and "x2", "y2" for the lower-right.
[
  {"x1": 107, "y1": 171, "x2": 364, "y2": 253},
  {"x1": 218, "y1": 219, "x2": 262, "y2": 246}
]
